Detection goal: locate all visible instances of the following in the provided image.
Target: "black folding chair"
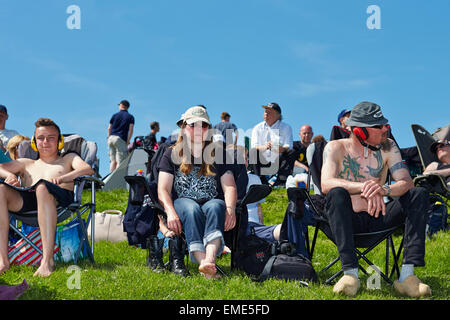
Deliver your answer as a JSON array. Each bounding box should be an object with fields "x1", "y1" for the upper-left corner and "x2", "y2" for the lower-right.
[
  {"x1": 8, "y1": 176, "x2": 104, "y2": 264},
  {"x1": 304, "y1": 141, "x2": 404, "y2": 285}
]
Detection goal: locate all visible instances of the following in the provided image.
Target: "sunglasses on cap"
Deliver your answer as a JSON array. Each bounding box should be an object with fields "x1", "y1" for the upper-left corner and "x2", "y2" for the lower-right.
[{"x1": 186, "y1": 121, "x2": 210, "y2": 128}]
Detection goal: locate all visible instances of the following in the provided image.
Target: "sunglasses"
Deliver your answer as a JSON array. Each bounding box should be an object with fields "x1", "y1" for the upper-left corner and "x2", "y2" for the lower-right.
[
  {"x1": 370, "y1": 124, "x2": 390, "y2": 130},
  {"x1": 186, "y1": 122, "x2": 209, "y2": 128},
  {"x1": 436, "y1": 142, "x2": 449, "y2": 149}
]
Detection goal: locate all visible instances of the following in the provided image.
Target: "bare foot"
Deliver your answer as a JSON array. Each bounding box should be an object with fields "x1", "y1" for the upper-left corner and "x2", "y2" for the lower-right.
[
  {"x1": 198, "y1": 262, "x2": 217, "y2": 278},
  {"x1": 0, "y1": 262, "x2": 10, "y2": 276},
  {"x1": 200, "y1": 272, "x2": 221, "y2": 280},
  {"x1": 33, "y1": 262, "x2": 55, "y2": 277}
]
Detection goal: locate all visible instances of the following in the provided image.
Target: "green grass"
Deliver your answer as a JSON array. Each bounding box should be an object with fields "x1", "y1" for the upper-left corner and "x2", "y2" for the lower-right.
[{"x1": 1, "y1": 188, "x2": 449, "y2": 300}]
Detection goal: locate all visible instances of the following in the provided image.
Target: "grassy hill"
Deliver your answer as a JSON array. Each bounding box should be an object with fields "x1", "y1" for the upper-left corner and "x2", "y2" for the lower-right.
[{"x1": 1, "y1": 188, "x2": 448, "y2": 300}]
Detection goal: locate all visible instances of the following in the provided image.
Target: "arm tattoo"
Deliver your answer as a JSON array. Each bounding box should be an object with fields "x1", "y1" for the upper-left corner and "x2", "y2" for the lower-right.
[
  {"x1": 338, "y1": 154, "x2": 365, "y2": 181},
  {"x1": 365, "y1": 150, "x2": 384, "y2": 178},
  {"x1": 389, "y1": 161, "x2": 408, "y2": 174}
]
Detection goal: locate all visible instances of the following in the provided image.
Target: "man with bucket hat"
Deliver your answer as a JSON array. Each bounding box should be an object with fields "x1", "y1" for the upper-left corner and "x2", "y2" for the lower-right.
[{"x1": 321, "y1": 101, "x2": 431, "y2": 298}]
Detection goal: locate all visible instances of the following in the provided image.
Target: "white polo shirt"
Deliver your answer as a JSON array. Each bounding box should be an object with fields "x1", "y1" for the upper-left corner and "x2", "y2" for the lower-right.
[{"x1": 251, "y1": 120, "x2": 293, "y2": 162}]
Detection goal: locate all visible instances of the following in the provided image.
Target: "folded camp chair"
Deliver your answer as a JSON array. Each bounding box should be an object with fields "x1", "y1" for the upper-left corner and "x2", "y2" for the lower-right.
[
  {"x1": 303, "y1": 141, "x2": 404, "y2": 285},
  {"x1": 8, "y1": 135, "x2": 104, "y2": 264}
]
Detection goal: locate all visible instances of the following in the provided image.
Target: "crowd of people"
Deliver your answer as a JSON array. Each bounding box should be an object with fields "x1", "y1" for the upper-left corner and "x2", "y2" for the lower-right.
[{"x1": 0, "y1": 99, "x2": 448, "y2": 299}]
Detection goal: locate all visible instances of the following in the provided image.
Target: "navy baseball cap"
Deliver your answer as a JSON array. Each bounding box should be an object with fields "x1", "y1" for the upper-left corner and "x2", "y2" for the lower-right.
[
  {"x1": 0, "y1": 105, "x2": 7, "y2": 114},
  {"x1": 262, "y1": 102, "x2": 282, "y2": 114},
  {"x1": 337, "y1": 109, "x2": 350, "y2": 124}
]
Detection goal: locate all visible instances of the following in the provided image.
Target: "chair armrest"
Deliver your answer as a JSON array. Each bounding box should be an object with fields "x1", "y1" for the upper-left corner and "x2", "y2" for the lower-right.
[{"x1": 74, "y1": 175, "x2": 105, "y2": 187}]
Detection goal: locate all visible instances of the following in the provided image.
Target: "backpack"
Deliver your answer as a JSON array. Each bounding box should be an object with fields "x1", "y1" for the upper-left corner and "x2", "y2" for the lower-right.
[{"x1": 426, "y1": 195, "x2": 448, "y2": 238}]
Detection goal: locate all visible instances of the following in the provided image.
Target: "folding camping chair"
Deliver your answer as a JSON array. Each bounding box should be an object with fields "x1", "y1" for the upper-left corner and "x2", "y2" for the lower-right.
[
  {"x1": 8, "y1": 135, "x2": 104, "y2": 264},
  {"x1": 303, "y1": 141, "x2": 404, "y2": 285},
  {"x1": 123, "y1": 174, "x2": 271, "y2": 276}
]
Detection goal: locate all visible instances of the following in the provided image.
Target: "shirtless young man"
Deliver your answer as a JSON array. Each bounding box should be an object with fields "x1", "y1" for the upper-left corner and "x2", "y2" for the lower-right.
[
  {"x1": 0, "y1": 118, "x2": 93, "y2": 277},
  {"x1": 321, "y1": 102, "x2": 431, "y2": 298}
]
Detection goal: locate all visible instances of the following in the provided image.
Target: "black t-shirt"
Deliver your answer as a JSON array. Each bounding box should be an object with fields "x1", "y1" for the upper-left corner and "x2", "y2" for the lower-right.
[
  {"x1": 157, "y1": 147, "x2": 231, "y2": 203},
  {"x1": 293, "y1": 141, "x2": 308, "y2": 167}
]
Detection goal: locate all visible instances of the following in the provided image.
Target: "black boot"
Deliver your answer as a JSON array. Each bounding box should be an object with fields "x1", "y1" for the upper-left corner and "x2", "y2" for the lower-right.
[
  {"x1": 146, "y1": 235, "x2": 165, "y2": 273},
  {"x1": 168, "y1": 236, "x2": 189, "y2": 277}
]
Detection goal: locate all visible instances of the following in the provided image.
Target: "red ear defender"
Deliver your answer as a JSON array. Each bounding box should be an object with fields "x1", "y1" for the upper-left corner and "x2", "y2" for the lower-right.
[{"x1": 353, "y1": 127, "x2": 369, "y2": 140}]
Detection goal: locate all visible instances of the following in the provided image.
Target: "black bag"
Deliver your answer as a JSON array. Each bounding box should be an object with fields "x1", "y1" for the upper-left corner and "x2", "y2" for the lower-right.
[
  {"x1": 234, "y1": 233, "x2": 273, "y2": 276},
  {"x1": 235, "y1": 230, "x2": 317, "y2": 284},
  {"x1": 258, "y1": 253, "x2": 318, "y2": 284}
]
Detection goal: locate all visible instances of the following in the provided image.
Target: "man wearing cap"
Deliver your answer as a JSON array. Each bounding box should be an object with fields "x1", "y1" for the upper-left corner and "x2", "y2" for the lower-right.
[
  {"x1": 321, "y1": 101, "x2": 431, "y2": 298},
  {"x1": 424, "y1": 139, "x2": 450, "y2": 185},
  {"x1": 0, "y1": 105, "x2": 20, "y2": 154},
  {"x1": 107, "y1": 100, "x2": 135, "y2": 172},
  {"x1": 338, "y1": 109, "x2": 351, "y2": 130},
  {"x1": 250, "y1": 103, "x2": 294, "y2": 185}
]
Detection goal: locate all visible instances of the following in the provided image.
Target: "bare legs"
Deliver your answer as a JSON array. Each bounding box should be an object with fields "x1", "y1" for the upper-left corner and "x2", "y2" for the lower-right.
[
  {"x1": 0, "y1": 185, "x2": 22, "y2": 275},
  {"x1": 194, "y1": 238, "x2": 221, "y2": 279},
  {"x1": 0, "y1": 183, "x2": 57, "y2": 277},
  {"x1": 33, "y1": 182, "x2": 57, "y2": 277}
]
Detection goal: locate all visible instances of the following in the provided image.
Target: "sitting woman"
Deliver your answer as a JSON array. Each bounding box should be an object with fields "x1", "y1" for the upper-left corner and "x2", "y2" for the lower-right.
[{"x1": 157, "y1": 105, "x2": 237, "y2": 279}]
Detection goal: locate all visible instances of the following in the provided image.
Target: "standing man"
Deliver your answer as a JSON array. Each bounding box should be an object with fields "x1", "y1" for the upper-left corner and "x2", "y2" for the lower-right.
[
  {"x1": 144, "y1": 121, "x2": 160, "y2": 150},
  {"x1": 293, "y1": 124, "x2": 314, "y2": 173},
  {"x1": 214, "y1": 112, "x2": 239, "y2": 146},
  {"x1": 107, "y1": 100, "x2": 135, "y2": 172},
  {"x1": 250, "y1": 102, "x2": 294, "y2": 186},
  {"x1": 0, "y1": 105, "x2": 19, "y2": 153},
  {"x1": 0, "y1": 118, "x2": 93, "y2": 277},
  {"x1": 321, "y1": 101, "x2": 431, "y2": 298}
]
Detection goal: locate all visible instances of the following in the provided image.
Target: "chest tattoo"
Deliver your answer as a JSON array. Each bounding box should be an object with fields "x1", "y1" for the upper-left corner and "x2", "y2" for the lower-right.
[
  {"x1": 365, "y1": 150, "x2": 384, "y2": 178},
  {"x1": 338, "y1": 154, "x2": 365, "y2": 181}
]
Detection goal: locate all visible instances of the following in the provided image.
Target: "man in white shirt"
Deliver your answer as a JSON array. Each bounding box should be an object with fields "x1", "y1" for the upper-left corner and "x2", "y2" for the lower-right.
[
  {"x1": 0, "y1": 105, "x2": 19, "y2": 153},
  {"x1": 250, "y1": 103, "x2": 294, "y2": 185}
]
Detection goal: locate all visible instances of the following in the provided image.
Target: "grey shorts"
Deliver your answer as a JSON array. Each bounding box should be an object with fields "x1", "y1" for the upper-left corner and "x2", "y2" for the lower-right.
[{"x1": 107, "y1": 135, "x2": 128, "y2": 163}]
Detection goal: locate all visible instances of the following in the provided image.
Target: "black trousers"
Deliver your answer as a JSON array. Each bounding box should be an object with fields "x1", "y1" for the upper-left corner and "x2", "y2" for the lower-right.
[{"x1": 325, "y1": 187, "x2": 429, "y2": 271}]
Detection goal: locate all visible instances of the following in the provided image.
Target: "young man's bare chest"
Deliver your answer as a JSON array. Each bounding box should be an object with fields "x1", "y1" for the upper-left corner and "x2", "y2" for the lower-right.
[{"x1": 21, "y1": 158, "x2": 71, "y2": 187}]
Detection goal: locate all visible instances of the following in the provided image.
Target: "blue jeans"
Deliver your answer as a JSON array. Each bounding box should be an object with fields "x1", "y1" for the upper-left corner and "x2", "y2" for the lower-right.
[{"x1": 174, "y1": 198, "x2": 226, "y2": 263}]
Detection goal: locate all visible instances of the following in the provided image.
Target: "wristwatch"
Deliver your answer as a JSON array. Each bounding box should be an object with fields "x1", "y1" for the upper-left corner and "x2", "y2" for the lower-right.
[{"x1": 382, "y1": 185, "x2": 391, "y2": 197}]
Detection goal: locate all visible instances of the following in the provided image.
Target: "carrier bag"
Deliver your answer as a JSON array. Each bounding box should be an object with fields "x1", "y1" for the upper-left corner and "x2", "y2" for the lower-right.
[{"x1": 8, "y1": 229, "x2": 60, "y2": 266}]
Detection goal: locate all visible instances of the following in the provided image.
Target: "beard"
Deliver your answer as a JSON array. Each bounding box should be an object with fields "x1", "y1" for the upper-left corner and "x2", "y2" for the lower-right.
[{"x1": 380, "y1": 137, "x2": 391, "y2": 151}]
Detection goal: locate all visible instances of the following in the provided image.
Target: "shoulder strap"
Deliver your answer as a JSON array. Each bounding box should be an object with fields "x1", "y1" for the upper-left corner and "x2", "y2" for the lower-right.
[{"x1": 258, "y1": 255, "x2": 277, "y2": 282}]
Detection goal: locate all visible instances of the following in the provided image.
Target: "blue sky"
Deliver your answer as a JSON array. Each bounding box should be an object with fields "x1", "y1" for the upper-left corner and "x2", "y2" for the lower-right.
[{"x1": 1, "y1": 1, "x2": 449, "y2": 177}]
